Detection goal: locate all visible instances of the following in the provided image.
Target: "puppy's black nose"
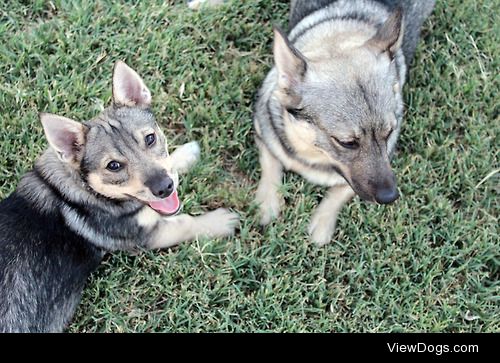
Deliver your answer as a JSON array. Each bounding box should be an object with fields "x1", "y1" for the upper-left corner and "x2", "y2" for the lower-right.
[
  {"x1": 146, "y1": 174, "x2": 174, "y2": 199},
  {"x1": 375, "y1": 185, "x2": 399, "y2": 204}
]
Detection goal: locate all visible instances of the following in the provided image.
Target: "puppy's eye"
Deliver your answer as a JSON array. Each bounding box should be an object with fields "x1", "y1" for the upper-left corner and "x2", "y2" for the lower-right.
[
  {"x1": 145, "y1": 133, "x2": 156, "y2": 147},
  {"x1": 106, "y1": 161, "x2": 123, "y2": 171},
  {"x1": 332, "y1": 137, "x2": 359, "y2": 150},
  {"x1": 386, "y1": 128, "x2": 394, "y2": 139}
]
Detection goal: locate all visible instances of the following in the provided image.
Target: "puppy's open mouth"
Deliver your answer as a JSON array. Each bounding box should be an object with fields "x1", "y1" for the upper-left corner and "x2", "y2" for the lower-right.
[{"x1": 148, "y1": 190, "x2": 181, "y2": 216}]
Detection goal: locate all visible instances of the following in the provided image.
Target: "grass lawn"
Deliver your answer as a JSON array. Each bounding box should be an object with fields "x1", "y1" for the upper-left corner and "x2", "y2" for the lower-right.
[{"x1": 0, "y1": 0, "x2": 498, "y2": 332}]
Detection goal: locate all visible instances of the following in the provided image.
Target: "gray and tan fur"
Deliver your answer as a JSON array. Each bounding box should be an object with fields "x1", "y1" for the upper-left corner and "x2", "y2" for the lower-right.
[
  {"x1": 254, "y1": 0, "x2": 435, "y2": 245},
  {"x1": 0, "y1": 61, "x2": 238, "y2": 332}
]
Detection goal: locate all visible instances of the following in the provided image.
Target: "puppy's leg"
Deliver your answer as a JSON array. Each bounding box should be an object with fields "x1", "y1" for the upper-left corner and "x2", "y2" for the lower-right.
[
  {"x1": 255, "y1": 141, "x2": 284, "y2": 225},
  {"x1": 147, "y1": 208, "x2": 239, "y2": 249},
  {"x1": 308, "y1": 184, "x2": 355, "y2": 246},
  {"x1": 169, "y1": 141, "x2": 201, "y2": 175},
  {"x1": 187, "y1": 0, "x2": 225, "y2": 10}
]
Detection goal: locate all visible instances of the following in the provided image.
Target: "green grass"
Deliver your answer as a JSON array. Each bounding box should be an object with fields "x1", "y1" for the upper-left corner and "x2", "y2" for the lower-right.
[{"x1": 0, "y1": 0, "x2": 498, "y2": 332}]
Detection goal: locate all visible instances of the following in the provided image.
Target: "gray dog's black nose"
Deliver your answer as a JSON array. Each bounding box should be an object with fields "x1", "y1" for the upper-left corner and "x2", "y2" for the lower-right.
[
  {"x1": 146, "y1": 174, "x2": 174, "y2": 199},
  {"x1": 375, "y1": 186, "x2": 399, "y2": 204}
]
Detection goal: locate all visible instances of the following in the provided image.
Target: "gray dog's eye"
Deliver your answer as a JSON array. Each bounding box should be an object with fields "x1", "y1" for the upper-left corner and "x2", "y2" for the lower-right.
[
  {"x1": 286, "y1": 107, "x2": 313, "y2": 123},
  {"x1": 145, "y1": 133, "x2": 156, "y2": 147},
  {"x1": 332, "y1": 136, "x2": 359, "y2": 150},
  {"x1": 286, "y1": 107, "x2": 303, "y2": 118}
]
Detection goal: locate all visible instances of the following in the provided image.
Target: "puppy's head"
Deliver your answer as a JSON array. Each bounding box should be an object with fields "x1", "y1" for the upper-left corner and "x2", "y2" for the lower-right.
[
  {"x1": 40, "y1": 61, "x2": 181, "y2": 215},
  {"x1": 273, "y1": 9, "x2": 404, "y2": 204}
]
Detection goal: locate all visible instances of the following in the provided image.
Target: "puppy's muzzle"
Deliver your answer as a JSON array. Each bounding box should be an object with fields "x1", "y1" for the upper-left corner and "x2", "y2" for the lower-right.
[{"x1": 145, "y1": 172, "x2": 174, "y2": 199}]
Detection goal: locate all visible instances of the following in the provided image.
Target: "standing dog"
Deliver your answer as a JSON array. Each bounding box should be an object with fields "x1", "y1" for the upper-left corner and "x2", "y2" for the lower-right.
[
  {"x1": 0, "y1": 61, "x2": 239, "y2": 332},
  {"x1": 254, "y1": 0, "x2": 435, "y2": 245}
]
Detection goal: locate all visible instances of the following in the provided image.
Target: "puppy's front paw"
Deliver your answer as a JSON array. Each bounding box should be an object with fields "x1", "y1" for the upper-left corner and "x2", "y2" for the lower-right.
[
  {"x1": 308, "y1": 213, "x2": 336, "y2": 247},
  {"x1": 180, "y1": 141, "x2": 201, "y2": 164},
  {"x1": 255, "y1": 184, "x2": 283, "y2": 226},
  {"x1": 188, "y1": 0, "x2": 225, "y2": 10},
  {"x1": 201, "y1": 208, "x2": 239, "y2": 238},
  {"x1": 170, "y1": 141, "x2": 200, "y2": 174}
]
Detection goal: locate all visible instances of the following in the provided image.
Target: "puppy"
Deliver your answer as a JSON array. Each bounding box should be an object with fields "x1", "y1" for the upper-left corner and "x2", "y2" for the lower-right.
[{"x1": 0, "y1": 61, "x2": 239, "y2": 332}]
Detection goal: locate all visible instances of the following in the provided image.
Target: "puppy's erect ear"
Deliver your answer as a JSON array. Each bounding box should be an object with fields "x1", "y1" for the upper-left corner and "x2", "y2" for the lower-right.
[
  {"x1": 112, "y1": 60, "x2": 152, "y2": 107},
  {"x1": 40, "y1": 113, "x2": 88, "y2": 163},
  {"x1": 367, "y1": 7, "x2": 404, "y2": 57},
  {"x1": 273, "y1": 27, "x2": 307, "y2": 99}
]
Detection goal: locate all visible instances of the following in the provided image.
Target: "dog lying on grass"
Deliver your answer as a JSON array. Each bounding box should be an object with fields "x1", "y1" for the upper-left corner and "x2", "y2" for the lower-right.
[{"x1": 0, "y1": 61, "x2": 239, "y2": 332}]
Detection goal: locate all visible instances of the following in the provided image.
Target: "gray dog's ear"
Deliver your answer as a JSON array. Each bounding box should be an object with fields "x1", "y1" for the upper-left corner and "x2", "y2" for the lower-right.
[
  {"x1": 273, "y1": 26, "x2": 307, "y2": 103},
  {"x1": 40, "y1": 113, "x2": 88, "y2": 164},
  {"x1": 112, "y1": 60, "x2": 152, "y2": 107},
  {"x1": 367, "y1": 7, "x2": 404, "y2": 57}
]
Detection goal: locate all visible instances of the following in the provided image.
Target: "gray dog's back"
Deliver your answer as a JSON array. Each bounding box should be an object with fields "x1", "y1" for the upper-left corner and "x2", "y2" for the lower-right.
[{"x1": 290, "y1": 0, "x2": 435, "y2": 65}]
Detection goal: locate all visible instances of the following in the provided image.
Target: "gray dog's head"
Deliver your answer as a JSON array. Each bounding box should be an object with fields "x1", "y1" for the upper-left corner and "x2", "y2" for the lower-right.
[
  {"x1": 273, "y1": 9, "x2": 404, "y2": 204},
  {"x1": 40, "y1": 61, "x2": 181, "y2": 215}
]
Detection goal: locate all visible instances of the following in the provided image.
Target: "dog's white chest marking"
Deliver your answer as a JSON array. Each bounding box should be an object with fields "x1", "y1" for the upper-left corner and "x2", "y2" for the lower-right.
[{"x1": 136, "y1": 207, "x2": 161, "y2": 228}]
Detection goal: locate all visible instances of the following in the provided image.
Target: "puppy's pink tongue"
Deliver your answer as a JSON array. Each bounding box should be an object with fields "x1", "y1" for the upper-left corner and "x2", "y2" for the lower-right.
[{"x1": 148, "y1": 190, "x2": 180, "y2": 215}]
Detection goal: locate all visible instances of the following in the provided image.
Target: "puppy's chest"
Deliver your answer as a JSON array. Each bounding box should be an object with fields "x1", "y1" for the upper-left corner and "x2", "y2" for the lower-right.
[{"x1": 135, "y1": 206, "x2": 161, "y2": 228}]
